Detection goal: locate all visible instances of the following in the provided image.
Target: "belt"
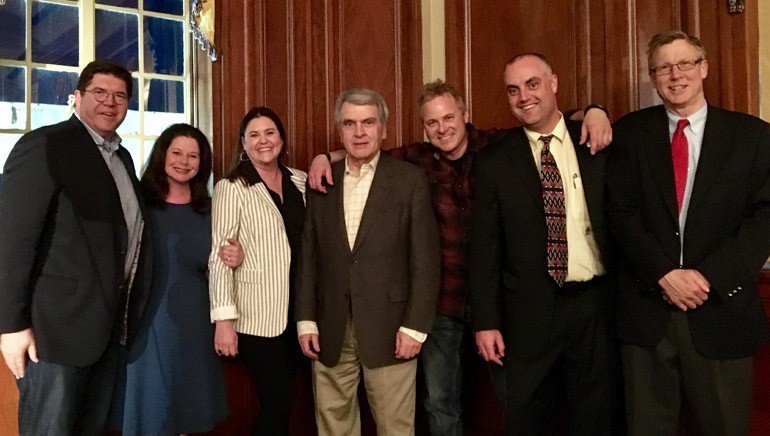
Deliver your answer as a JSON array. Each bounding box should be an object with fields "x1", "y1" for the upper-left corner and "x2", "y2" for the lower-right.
[{"x1": 559, "y1": 275, "x2": 606, "y2": 293}]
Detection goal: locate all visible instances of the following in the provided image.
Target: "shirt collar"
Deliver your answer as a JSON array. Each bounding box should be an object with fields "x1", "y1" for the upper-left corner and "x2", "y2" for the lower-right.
[
  {"x1": 523, "y1": 113, "x2": 568, "y2": 147},
  {"x1": 74, "y1": 111, "x2": 122, "y2": 152},
  {"x1": 345, "y1": 150, "x2": 381, "y2": 174},
  {"x1": 666, "y1": 102, "x2": 708, "y2": 135}
]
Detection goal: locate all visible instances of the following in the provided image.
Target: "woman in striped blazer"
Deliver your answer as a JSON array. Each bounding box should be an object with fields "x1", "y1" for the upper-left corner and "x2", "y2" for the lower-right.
[{"x1": 208, "y1": 107, "x2": 307, "y2": 435}]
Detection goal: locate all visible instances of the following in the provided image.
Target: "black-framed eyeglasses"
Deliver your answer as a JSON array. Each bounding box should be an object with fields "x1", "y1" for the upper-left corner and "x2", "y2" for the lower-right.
[
  {"x1": 84, "y1": 88, "x2": 129, "y2": 105},
  {"x1": 650, "y1": 59, "x2": 703, "y2": 76}
]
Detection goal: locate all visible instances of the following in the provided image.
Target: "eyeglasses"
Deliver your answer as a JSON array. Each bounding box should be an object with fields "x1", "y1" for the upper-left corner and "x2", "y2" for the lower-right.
[
  {"x1": 84, "y1": 88, "x2": 129, "y2": 105},
  {"x1": 650, "y1": 59, "x2": 703, "y2": 76}
]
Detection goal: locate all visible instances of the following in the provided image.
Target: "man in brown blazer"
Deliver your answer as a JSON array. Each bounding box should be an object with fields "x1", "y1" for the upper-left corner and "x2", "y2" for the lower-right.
[{"x1": 295, "y1": 88, "x2": 441, "y2": 435}]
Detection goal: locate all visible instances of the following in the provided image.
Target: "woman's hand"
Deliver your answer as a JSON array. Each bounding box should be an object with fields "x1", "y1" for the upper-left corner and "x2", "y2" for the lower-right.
[
  {"x1": 214, "y1": 320, "x2": 238, "y2": 357},
  {"x1": 218, "y1": 238, "x2": 244, "y2": 268}
]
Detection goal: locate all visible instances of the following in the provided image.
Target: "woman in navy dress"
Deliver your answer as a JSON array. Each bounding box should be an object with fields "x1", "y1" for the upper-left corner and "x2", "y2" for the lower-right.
[{"x1": 110, "y1": 124, "x2": 242, "y2": 435}]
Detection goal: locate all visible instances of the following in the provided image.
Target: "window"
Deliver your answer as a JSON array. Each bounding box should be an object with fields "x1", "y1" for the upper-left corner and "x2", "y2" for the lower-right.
[{"x1": 0, "y1": 0, "x2": 190, "y2": 174}]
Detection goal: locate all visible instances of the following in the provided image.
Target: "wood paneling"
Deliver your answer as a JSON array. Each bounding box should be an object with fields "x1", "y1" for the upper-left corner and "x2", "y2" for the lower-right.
[
  {"x1": 211, "y1": 0, "x2": 423, "y2": 178},
  {"x1": 446, "y1": 0, "x2": 759, "y2": 127}
]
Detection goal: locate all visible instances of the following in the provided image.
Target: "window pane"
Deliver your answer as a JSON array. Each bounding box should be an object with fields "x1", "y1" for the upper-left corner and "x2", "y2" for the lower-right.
[
  {"x1": 1, "y1": 134, "x2": 24, "y2": 172},
  {"x1": 147, "y1": 78, "x2": 183, "y2": 113},
  {"x1": 120, "y1": 137, "x2": 144, "y2": 176},
  {"x1": 30, "y1": 68, "x2": 78, "y2": 130},
  {"x1": 145, "y1": 17, "x2": 184, "y2": 75},
  {"x1": 0, "y1": 0, "x2": 27, "y2": 61},
  {"x1": 32, "y1": 69, "x2": 78, "y2": 105},
  {"x1": 96, "y1": 0, "x2": 138, "y2": 7},
  {"x1": 118, "y1": 78, "x2": 141, "y2": 136},
  {"x1": 144, "y1": 78, "x2": 185, "y2": 135},
  {"x1": 95, "y1": 9, "x2": 139, "y2": 71},
  {"x1": 0, "y1": 66, "x2": 25, "y2": 103},
  {"x1": 31, "y1": 1, "x2": 79, "y2": 66},
  {"x1": 0, "y1": 66, "x2": 26, "y2": 130},
  {"x1": 145, "y1": 0, "x2": 183, "y2": 16},
  {"x1": 144, "y1": 111, "x2": 185, "y2": 137}
]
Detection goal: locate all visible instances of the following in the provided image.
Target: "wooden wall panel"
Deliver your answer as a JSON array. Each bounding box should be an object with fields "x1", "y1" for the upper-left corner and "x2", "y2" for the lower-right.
[
  {"x1": 211, "y1": 0, "x2": 423, "y2": 178},
  {"x1": 446, "y1": 0, "x2": 614, "y2": 129},
  {"x1": 446, "y1": 0, "x2": 759, "y2": 128}
]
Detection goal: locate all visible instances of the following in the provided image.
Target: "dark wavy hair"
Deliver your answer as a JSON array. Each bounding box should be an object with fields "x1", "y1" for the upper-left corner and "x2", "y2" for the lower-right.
[
  {"x1": 140, "y1": 123, "x2": 213, "y2": 213},
  {"x1": 76, "y1": 60, "x2": 133, "y2": 98},
  {"x1": 224, "y1": 106, "x2": 287, "y2": 185}
]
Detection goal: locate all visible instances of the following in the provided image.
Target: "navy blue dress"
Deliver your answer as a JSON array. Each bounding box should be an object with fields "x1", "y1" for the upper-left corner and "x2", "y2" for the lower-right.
[{"x1": 110, "y1": 203, "x2": 228, "y2": 435}]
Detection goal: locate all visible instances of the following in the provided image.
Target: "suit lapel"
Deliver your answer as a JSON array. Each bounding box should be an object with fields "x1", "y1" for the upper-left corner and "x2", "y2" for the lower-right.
[
  {"x1": 331, "y1": 161, "x2": 352, "y2": 253},
  {"x1": 642, "y1": 108, "x2": 680, "y2": 221},
  {"x1": 688, "y1": 106, "x2": 731, "y2": 213},
  {"x1": 254, "y1": 183, "x2": 284, "y2": 222},
  {"x1": 505, "y1": 129, "x2": 543, "y2": 209},
  {"x1": 351, "y1": 154, "x2": 393, "y2": 253}
]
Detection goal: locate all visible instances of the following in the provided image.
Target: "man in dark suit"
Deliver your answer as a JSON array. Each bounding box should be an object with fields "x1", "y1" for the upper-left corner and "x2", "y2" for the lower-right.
[
  {"x1": 608, "y1": 30, "x2": 770, "y2": 435},
  {"x1": 0, "y1": 60, "x2": 151, "y2": 435},
  {"x1": 471, "y1": 53, "x2": 614, "y2": 435},
  {"x1": 295, "y1": 88, "x2": 440, "y2": 435}
]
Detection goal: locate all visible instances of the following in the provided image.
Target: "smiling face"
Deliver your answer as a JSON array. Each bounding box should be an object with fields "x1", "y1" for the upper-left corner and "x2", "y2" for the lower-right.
[
  {"x1": 503, "y1": 55, "x2": 561, "y2": 134},
  {"x1": 73, "y1": 73, "x2": 129, "y2": 139},
  {"x1": 338, "y1": 102, "x2": 386, "y2": 169},
  {"x1": 649, "y1": 39, "x2": 708, "y2": 117},
  {"x1": 421, "y1": 93, "x2": 470, "y2": 160},
  {"x1": 164, "y1": 135, "x2": 200, "y2": 188},
  {"x1": 242, "y1": 116, "x2": 284, "y2": 169}
]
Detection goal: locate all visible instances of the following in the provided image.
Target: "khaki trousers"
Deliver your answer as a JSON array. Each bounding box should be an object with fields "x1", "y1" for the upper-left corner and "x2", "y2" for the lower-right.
[{"x1": 312, "y1": 318, "x2": 417, "y2": 436}]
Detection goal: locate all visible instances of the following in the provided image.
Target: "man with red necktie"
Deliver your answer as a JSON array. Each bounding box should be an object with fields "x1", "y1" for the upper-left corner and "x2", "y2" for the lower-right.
[{"x1": 609, "y1": 30, "x2": 770, "y2": 435}]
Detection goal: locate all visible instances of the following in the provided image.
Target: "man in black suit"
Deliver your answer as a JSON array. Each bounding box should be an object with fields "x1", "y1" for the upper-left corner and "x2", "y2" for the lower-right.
[
  {"x1": 608, "y1": 30, "x2": 770, "y2": 435},
  {"x1": 471, "y1": 53, "x2": 614, "y2": 435},
  {"x1": 0, "y1": 60, "x2": 151, "y2": 435}
]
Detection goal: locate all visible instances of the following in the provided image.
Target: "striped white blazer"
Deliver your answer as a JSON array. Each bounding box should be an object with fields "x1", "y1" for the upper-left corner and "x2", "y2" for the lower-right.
[{"x1": 208, "y1": 167, "x2": 307, "y2": 337}]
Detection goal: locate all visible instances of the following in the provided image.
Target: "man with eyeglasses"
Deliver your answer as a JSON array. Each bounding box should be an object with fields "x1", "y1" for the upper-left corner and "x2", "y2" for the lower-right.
[
  {"x1": 608, "y1": 30, "x2": 770, "y2": 434},
  {"x1": 0, "y1": 60, "x2": 152, "y2": 435}
]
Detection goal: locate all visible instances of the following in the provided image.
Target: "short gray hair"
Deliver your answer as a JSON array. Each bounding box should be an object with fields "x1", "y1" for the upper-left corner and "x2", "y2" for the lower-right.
[{"x1": 334, "y1": 88, "x2": 389, "y2": 127}]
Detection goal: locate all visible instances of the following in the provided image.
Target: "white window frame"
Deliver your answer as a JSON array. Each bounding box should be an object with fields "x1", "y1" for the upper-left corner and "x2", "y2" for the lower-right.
[{"x1": 0, "y1": 0, "x2": 192, "y2": 173}]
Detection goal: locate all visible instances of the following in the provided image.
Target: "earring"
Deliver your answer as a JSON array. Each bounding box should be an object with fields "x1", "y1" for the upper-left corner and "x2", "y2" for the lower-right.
[{"x1": 239, "y1": 151, "x2": 249, "y2": 162}]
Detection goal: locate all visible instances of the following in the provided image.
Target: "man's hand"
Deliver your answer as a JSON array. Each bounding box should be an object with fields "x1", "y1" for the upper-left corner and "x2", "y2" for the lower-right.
[
  {"x1": 214, "y1": 320, "x2": 239, "y2": 357},
  {"x1": 580, "y1": 107, "x2": 613, "y2": 155},
  {"x1": 395, "y1": 331, "x2": 422, "y2": 359},
  {"x1": 475, "y1": 329, "x2": 505, "y2": 366},
  {"x1": 0, "y1": 328, "x2": 38, "y2": 379},
  {"x1": 658, "y1": 269, "x2": 710, "y2": 311},
  {"x1": 299, "y1": 333, "x2": 321, "y2": 359},
  {"x1": 218, "y1": 238, "x2": 244, "y2": 268},
  {"x1": 308, "y1": 154, "x2": 334, "y2": 193}
]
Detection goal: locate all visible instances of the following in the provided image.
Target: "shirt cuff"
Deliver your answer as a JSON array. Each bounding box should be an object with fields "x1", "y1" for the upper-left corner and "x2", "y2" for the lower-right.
[
  {"x1": 210, "y1": 306, "x2": 239, "y2": 323},
  {"x1": 297, "y1": 320, "x2": 319, "y2": 338},
  {"x1": 399, "y1": 326, "x2": 427, "y2": 343}
]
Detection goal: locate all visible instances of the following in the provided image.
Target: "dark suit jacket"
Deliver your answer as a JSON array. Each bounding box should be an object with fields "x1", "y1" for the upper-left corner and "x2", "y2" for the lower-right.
[
  {"x1": 0, "y1": 115, "x2": 152, "y2": 367},
  {"x1": 295, "y1": 152, "x2": 440, "y2": 368},
  {"x1": 469, "y1": 119, "x2": 612, "y2": 360},
  {"x1": 608, "y1": 105, "x2": 770, "y2": 359}
]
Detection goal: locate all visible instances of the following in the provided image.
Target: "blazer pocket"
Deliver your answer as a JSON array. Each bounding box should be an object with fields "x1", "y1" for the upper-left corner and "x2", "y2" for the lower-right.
[{"x1": 234, "y1": 268, "x2": 262, "y2": 284}]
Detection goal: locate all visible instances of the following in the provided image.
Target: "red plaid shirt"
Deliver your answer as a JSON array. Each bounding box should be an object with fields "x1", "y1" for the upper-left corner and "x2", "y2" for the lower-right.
[{"x1": 387, "y1": 124, "x2": 509, "y2": 319}]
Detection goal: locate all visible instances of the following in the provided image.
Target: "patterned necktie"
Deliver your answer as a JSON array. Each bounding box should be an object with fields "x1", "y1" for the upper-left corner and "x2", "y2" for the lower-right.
[
  {"x1": 672, "y1": 119, "x2": 689, "y2": 213},
  {"x1": 540, "y1": 135, "x2": 568, "y2": 286}
]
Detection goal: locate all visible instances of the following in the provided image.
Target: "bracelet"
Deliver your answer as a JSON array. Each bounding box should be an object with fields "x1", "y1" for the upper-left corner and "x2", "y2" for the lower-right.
[
  {"x1": 584, "y1": 103, "x2": 609, "y2": 116},
  {"x1": 323, "y1": 151, "x2": 332, "y2": 161}
]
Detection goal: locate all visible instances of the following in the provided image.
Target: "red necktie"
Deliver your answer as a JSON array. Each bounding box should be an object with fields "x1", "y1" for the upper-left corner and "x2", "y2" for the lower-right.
[
  {"x1": 672, "y1": 119, "x2": 689, "y2": 213},
  {"x1": 540, "y1": 135, "x2": 568, "y2": 286}
]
